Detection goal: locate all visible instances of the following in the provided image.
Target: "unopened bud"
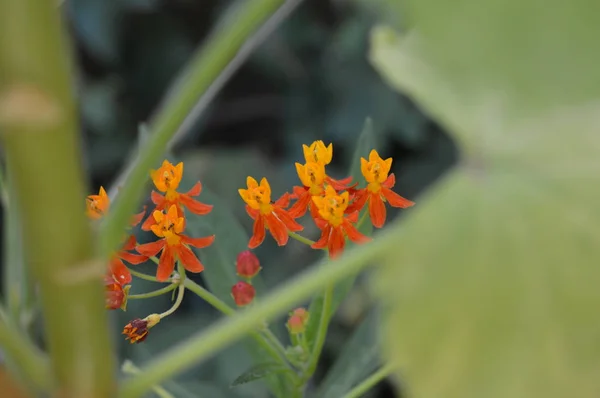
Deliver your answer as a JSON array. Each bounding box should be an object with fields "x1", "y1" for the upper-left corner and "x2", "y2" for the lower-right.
[
  {"x1": 231, "y1": 281, "x2": 256, "y2": 307},
  {"x1": 236, "y1": 250, "x2": 261, "y2": 279},
  {"x1": 287, "y1": 308, "x2": 309, "y2": 334}
]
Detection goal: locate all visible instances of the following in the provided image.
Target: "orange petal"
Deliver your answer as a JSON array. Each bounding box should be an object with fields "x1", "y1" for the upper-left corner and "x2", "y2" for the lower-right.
[
  {"x1": 273, "y1": 207, "x2": 304, "y2": 232},
  {"x1": 181, "y1": 234, "x2": 215, "y2": 248},
  {"x1": 121, "y1": 235, "x2": 137, "y2": 251},
  {"x1": 342, "y1": 219, "x2": 371, "y2": 244},
  {"x1": 275, "y1": 192, "x2": 291, "y2": 208},
  {"x1": 382, "y1": 187, "x2": 415, "y2": 209},
  {"x1": 110, "y1": 257, "x2": 132, "y2": 284},
  {"x1": 346, "y1": 211, "x2": 359, "y2": 224},
  {"x1": 328, "y1": 226, "x2": 346, "y2": 258},
  {"x1": 264, "y1": 213, "x2": 289, "y2": 246},
  {"x1": 156, "y1": 247, "x2": 175, "y2": 282},
  {"x1": 346, "y1": 188, "x2": 368, "y2": 214},
  {"x1": 249, "y1": 215, "x2": 266, "y2": 249},
  {"x1": 130, "y1": 207, "x2": 146, "y2": 227},
  {"x1": 136, "y1": 239, "x2": 165, "y2": 257},
  {"x1": 325, "y1": 176, "x2": 353, "y2": 191},
  {"x1": 245, "y1": 205, "x2": 260, "y2": 220},
  {"x1": 179, "y1": 194, "x2": 213, "y2": 215},
  {"x1": 368, "y1": 193, "x2": 386, "y2": 228},
  {"x1": 141, "y1": 213, "x2": 157, "y2": 231},
  {"x1": 185, "y1": 181, "x2": 202, "y2": 197},
  {"x1": 287, "y1": 190, "x2": 311, "y2": 218},
  {"x1": 311, "y1": 224, "x2": 331, "y2": 249},
  {"x1": 151, "y1": 190, "x2": 165, "y2": 206},
  {"x1": 118, "y1": 251, "x2": 149, "y2": 265},
  {"x1": 382, "y1": 173, "x2": 395, "y2": 189},
  {"x1": 176, "y1": 245, "x2": 205, "y2": 273}
]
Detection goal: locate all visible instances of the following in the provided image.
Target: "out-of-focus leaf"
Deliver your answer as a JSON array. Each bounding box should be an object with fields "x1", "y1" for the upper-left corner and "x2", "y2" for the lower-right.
[
  {"x1": 230, "y1": 362, "x2": 292, "y2": 388},
  {"x1": 317, "y1": 310, "x2": 381, "y2": 398},
  {"x1": 370, "y1": 14, "x2": 600, "y2": 398},
  {"x1": 162, "y1": 380, "x2": 229, "y2": 398},
  {"x1": 305, "y1": 118, "x2": 376, "y2": 349}
]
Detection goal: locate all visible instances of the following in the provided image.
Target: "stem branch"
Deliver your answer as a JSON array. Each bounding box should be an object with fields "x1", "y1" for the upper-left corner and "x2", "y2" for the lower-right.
[
  {"x1": 128, "y1": 284, "x2": 178, "y2": 300},
  {"x1": 342, "y1": 363, "x2": 395, "y2": 398}
]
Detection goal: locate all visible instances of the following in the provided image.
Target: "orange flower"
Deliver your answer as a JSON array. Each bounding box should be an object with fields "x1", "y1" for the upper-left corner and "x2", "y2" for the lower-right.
[
  {"x1": 86, "y1": 186, "x2": 110, "y2": 219},
  {"x1": 303, "y1": 140, "x2": 333, "y2": 165},
  {"x1": 143, "y1": 160, "x2": 213, "y2": 230},
  {"x1": 104, "y1": 273, "x2": 130, "y2": 310},
  {"x1": 238, "y1": 177, "x2": 303, "y2": 248},
  {"x1": 347, "y1": 150, "x2": 415, "y2": 228},
  {"x1": 136, "y1": 205, "x2": 214, "y2": 281},
  {"x1": 311, "y1": 186, "x2": 370, "y2": 258}
]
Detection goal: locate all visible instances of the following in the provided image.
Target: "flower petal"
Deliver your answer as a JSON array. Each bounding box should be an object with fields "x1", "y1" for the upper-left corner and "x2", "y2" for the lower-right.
[
  {"x1": 119, "y1": 251, "x2": 148, "y2": 265},
  {"x1": 136, "y1": 240, "x2": 165, "y2": 257},
  {"x1": 328, "y1": 226, "x2": 346, "y2": 258},
  {"x1": 288, "y1": 189, "x2": 312, "y2": 218},
  {"x1": 249, "y1": 215, "x2": 266, "y2": 249},
  {"x1": 156, "y1": 247, "x2": 175, "y2": 282},
  {"x1": 245, "y1": 205, "x2": 260, "y2": 220},
  {"x1": 346, "y1": 188, "x2": 368, "y2": 214},
  {"x1": 181, "y1": 234, "x2": 215, "y2": 248},
  {"x1": 273, "y1": 207, "x2": 304, "y2": 232},
  {"x1": 176, "y1": 245, "x2": 204, "y2": 273},
  {"x1": 151, "y1": 190, "x2": 165, "y2": 206},
  {"x1": 368, "y1": 193, "x2": 387, "y2": 228},
  {"x1": 382, "y1": 187, "x2": 415, "y2": 209},
  {"x1": 311, "y1": 224, "x2": 331, "y2": 249},
  {"x1": 110, "y1": 257, "x2": 132, "y2": 284},
  {"x1": 186, "y1": 181, "x2": 202, "y2": 196},
  {"x1": 180, "y1": 194, "x2": 213, "y2": 215},
  {"x1": 342, "y1": 219, "x2": 371, "y2": 244},
  {"x1": 265, "y1": 213, "x2": 289, "y2": 246},
  {"x1": 274, "y1": 192, "x2": 291, "y2": 208},
  {"x1": 121, "y1": 235, "x2": 137, "y2": 251},
  {"x1": 130, "y1": 207, "x2": 146, "y2": 227}
]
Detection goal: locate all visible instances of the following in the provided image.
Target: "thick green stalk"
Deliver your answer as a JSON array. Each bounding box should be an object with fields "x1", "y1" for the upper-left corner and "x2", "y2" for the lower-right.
[
  {"x1": 100, "y1": 0, "x2": 286, "y2": 256},
  {"x1": 118, "y1": 222, "x2": 402, "y2": 398},
  {"x1": 342, "y1": 363, "x2": 395, "y2": 398},
  {"x1": 0, "y1": 2, "x2": 114, "y2": 397},
  {"x1": 300, "y1": 284, "x2": 333, "y2": 382}
]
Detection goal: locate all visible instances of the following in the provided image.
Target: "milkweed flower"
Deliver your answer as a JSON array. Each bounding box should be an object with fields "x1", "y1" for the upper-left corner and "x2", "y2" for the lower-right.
[
  {"x1": 136, "y1": 205, "x2": 215, "y2": 281},
  {"x1": 123, "y1": 314, "x2": 160, "y2": 344},
  {"x1": 86, "y1": 186, "x2": 110, "y2": 219},
  {"x1": 303, "y1": 140, "x2": 333, "y2": 165},
  {"x1": 287, "y1": 308, "x2": 309, "y2": 334},
  {"x1": 104, "y1": 273, "x2": 130, "y2": 310},
  {"x1": 347, "y1": 150, "x2": 414, "y2": 228},
  {"x1": 231, "y1": 281, "x2": 255, "y2": 307},
  {"x1": 311, "y1": 186, "x2": 370, "y2": 258},
  {"x1": 238, "y1": 177, "x2": 303, "y2": 248},
  {"x1": 142, "y1": 160, "x2": 213, "y2": 230}
]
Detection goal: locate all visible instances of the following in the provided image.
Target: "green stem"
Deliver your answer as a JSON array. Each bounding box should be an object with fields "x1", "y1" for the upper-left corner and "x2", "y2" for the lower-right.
[
  {"x1": 128, "y1": 267, "x2": 165, "y2": 283},
  {"x1": 118, "y1": 220, "x2": 401, "y2": 398},
  {"x1": 99, "y1": 0, "x2": 288, "y2": 257},
  {"x1": 157, "y1": 264, "x2": 187, "y2": 319},
  {"x1": 288, "y1": 231, "x2": 316, "y2": 246},
  {"x1": 300, "y1": 284, "x2": 333, "y2": 382},
  {"x1": 342, "y1": 363, "x2": 395, "y2": 398},
  {"x1": 128, "y1": 284, "x2": 178, "y2": 300},
  {"x1": 0, "y1": 1, "x2": 114, "y2": 396},
  {"x1": 183, "y1": 279, "x2": 291, "y2": 367},
  {"x1": 0, "y1": 316, "x2": 52, "y2": 392},
  {"x1": 356, "y1": 209, "x2": 369, "y2": 230}
]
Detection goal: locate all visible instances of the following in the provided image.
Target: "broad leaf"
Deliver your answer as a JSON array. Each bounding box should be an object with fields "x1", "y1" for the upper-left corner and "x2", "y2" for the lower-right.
[
  {"x1": 230, "y1": 362, "x2": 292, "y2": 388},
  {"x1": 370, "y1": 14, "x2": 600, "y2": 398}
]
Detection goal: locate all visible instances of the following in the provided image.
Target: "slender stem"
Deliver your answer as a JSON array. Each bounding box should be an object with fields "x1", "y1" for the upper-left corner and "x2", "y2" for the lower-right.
[
  {"x1": 159, "y1": 264, "x2": 186, "y2": 319},
  {"x1": 128, "y1": 267, "x2": 165, "y2": 283},
  {"x1": 356, "y1": 210, "x2": 369, "y2": 230},
  {"x1": 128, "y1": 284, "x2": 178, "y2": 300},
  {"x1": 301, "y1": 284, "x2": 333, "y2": 381},
  {"x1": 183, "y1": 278, "x2": 291, "y2": 367},
  {"x1": 0, "y1": 316, "x2": 52, "y2": 391},
  {"x1": 288, "y1": 231, "x2": 316, "y2": 246},
  {"x1": 0, "y1": 1, "x2": 114, "y2": 396},
  {"x1": 342, "y1": 363, "x2": 395, "y2": 398},
  {"x1": 118, "y1": 220, "x2": 401, "y2": 398},
  {"x1": 99, "y1": 0, "x2": 288, "y2": 257}
]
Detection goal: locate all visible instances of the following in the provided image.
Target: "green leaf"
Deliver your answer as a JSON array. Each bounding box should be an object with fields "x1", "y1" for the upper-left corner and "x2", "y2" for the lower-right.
[
  {"x1": 230, "y1": 362, "x2": 291, "y2": 388},
  {"x1": 370, "y1": 11, "x2": 600, "y2": 398},
  {"x1": 317, "y1": 310, "x2": 381, "y2": 398}
]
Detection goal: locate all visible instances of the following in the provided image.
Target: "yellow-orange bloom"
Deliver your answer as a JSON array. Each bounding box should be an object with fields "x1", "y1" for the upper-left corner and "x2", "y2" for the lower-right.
[
  {"x1": 150, "y1": 160, "x2": 183, "y2": 192},
  {"x1": 347, "y1": 150, "x2": 414, "y2": 228},
  {"x1": 302, "y1": 140, "x2": 333, "y2": 165},
  {"x1": 137, "y1": 205, "x2": 214, "y2": 281},
  {"x1": 86, "y1": 186, "x2": 110, "y2": 220},
  {"x1": 311, "y1": 186, "x2": 369, "y2": 258},
  {"x1": 239, "y1": 177, "x2": 303, "y2": 248}
]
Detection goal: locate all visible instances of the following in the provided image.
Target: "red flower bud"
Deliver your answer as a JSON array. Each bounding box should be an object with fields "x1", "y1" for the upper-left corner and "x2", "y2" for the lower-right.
[
  {"x1": 287, "y1": 308, "x2": 309, "y2": 334},
  {"x1": 231, "y1": 281, "x2": 256, "y2": 307},
  {"x1": 236, "y1": 250, "x2": 261, "y2": 279}
]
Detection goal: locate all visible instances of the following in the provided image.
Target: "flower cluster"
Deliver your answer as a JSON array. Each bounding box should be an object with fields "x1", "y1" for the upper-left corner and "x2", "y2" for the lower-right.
[
  {"x1": 239, "y1": 141, "x2": 414, "y2": 258},
  {"x1": 86, "y1": 160, "x2": 215, "y2": 343}
]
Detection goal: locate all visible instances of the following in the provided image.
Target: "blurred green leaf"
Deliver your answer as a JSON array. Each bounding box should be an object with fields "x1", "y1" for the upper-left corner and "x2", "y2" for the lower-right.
[
  {"x1": 230, "y1": 362, "x2": 291, "y2": 388},
  {"x1": 370, "y1": 11, "x2": 600, "y2": 398},
  {"x1": 317, "y1": 310, "x2": 381, "y2": 398}
]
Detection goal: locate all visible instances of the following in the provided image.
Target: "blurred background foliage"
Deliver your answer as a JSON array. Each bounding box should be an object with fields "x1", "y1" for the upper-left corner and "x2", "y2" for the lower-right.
[{"x1": 1, "y1": 0, "x2": 457, "y2": 397}]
